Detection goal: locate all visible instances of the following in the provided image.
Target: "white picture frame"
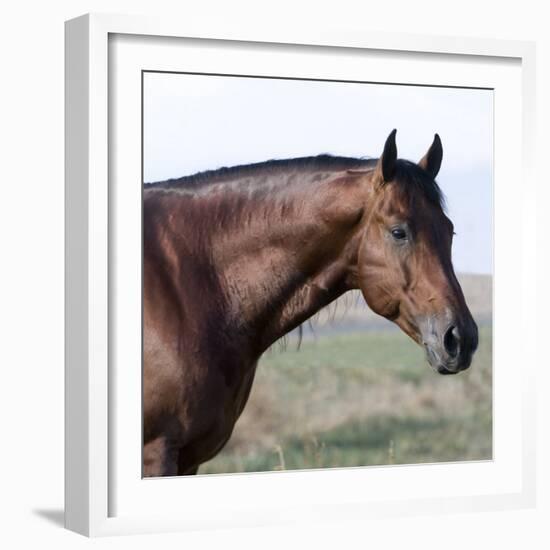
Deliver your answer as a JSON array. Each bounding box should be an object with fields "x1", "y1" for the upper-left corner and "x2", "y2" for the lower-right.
[{"x1": 65, "y1": 13, "x2": 537, "y2": 537}]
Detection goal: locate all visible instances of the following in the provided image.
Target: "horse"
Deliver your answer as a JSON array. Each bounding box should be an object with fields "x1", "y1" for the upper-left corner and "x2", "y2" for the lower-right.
[{"x1": 142, "y1": 130, "x2": 479, "y2": 477}]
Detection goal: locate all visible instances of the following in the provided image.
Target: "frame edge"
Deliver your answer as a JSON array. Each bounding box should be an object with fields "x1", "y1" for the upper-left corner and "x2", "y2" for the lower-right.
[{"x1": 65, "y1": 13, "x2": 91, "y2": 537}]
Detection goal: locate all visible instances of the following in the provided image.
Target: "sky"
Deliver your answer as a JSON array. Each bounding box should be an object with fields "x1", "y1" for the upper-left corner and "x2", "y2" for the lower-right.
[{"x1": 143, "y1": 73, "x2": 493, "y2": 274}]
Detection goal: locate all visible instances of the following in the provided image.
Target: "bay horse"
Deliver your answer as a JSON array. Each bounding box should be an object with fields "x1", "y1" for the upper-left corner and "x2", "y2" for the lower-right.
[{"x1": 143, "y1": 130, "x2": 478, "y2": 477}]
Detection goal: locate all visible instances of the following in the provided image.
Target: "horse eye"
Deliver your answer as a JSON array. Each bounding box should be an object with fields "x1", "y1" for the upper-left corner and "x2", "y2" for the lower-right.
[{"x1": 391, "y1": 227, "x2": 407, "y2": 240}]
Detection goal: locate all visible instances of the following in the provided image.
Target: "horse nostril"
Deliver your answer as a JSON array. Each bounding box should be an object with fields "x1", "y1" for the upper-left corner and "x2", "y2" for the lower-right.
[{"x1": 443, "y1": 325, "x2": 460, "y2": 358}]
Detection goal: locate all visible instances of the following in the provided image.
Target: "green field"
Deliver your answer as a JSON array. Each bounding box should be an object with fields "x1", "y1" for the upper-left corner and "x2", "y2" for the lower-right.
[{"x1": 200, "y1": 324, "x2": 493, "y2": 474}]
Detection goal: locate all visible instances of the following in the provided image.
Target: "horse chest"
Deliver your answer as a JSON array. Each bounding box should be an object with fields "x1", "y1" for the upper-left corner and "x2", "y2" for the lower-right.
[{"x1": 175, "y1": 358, "x2": 258, "y2": 471}]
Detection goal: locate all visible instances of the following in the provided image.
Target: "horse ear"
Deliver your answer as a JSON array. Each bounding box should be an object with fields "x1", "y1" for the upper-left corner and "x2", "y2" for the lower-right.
[
  {"x1": 418, "y1": 134, "x2": 443, "y2": 179},
  {"x1": 377, "y1": 129, "x2": 398, "y2": 183}
]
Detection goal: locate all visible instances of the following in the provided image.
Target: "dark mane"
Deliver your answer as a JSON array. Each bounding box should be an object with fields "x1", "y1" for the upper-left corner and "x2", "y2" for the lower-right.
[
  {"x1": 145, "y1": 154, "x2": 445, "y2": 209},
  {"x1": 145, "y1": 155, "x2": 376, "y2": 190},
  {"x1": 393, "y1": 159, "x2": 446, "y2": 209}
]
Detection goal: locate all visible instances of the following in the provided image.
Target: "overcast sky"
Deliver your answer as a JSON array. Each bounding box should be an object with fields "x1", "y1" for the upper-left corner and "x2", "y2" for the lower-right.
[{"x1": 144, "y1": 73, "x2": 493, "y2": 274}]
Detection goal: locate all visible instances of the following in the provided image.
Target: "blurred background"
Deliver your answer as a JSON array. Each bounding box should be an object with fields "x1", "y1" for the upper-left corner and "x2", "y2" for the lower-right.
[
  {"x1": 201, "y1": 277, "x2": 492, "y2": 474},
  {"x1": 144, "y1": 72, "x2": 493, "y2": 474}
]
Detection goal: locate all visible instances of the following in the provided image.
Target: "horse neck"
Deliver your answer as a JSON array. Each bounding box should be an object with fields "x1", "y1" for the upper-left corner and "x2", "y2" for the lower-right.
[{"x1": 210, "y1": 173, "x2": 371, "y2": 353}]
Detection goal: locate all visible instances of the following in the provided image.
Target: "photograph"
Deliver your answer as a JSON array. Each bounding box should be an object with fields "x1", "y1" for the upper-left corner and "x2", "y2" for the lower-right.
[{"x1": 142, "y1": 72, "x2": 493, "y2": 477}]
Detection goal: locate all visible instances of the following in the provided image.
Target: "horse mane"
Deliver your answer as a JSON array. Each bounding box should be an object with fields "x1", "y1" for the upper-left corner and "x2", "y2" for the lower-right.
[
  {"x1": 144, "y1": 154, "x2": 445, "y2": 209},
  {"x1": 270, "y1": 289, "x2": 364, "y2": 354},
  {"x1": 145, "y1": 155, "x2": 376, "y2": 191}
]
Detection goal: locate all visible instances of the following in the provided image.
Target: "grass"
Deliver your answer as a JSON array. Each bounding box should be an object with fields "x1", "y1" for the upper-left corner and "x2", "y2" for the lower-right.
[{"x1": 200, "y1": 325, "x2": 492, "y2": 475}]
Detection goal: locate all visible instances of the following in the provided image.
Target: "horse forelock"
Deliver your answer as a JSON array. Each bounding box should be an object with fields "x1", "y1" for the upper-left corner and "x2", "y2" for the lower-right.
[{"x1": 390, "y1": 159, "x2": 446, "y2": 212}]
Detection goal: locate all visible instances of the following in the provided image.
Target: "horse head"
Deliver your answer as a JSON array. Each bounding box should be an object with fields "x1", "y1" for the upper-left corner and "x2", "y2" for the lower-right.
[{"x1": 357, "y1": 130, "x2": 478, "y2": 374}]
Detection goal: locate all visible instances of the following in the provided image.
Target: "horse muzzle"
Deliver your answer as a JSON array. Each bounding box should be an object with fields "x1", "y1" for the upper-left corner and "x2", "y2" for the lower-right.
[{"x1": 419, "y1": 315, "x2": 479, "y2": 375}]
